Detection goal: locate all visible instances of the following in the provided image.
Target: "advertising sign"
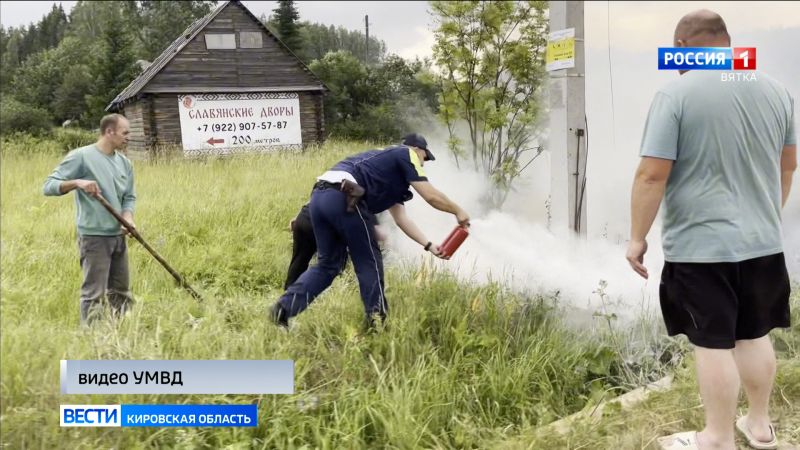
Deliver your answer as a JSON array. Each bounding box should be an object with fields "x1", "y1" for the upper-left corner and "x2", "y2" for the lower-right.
[{"x1": 178, "y1": 93, "x2": 302, "y2": 156}]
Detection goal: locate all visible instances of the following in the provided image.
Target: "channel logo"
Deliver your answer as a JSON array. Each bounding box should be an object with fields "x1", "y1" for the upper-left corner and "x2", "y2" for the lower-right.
[
  {"x1": 658, "y1": 47, "x2": 756, "y2": 70},
  {"x1": 61, "y1": 405, "x2": 121, "y2": 427},
  {"x1": 60, "y1": 404, "x2": 258, "y2": 427}
]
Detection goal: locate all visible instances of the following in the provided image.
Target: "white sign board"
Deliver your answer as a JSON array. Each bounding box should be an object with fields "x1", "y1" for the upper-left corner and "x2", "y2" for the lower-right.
[
  {"x1": 546, "y1": 28, "x2": 575, "y2": 72},
  {"x1": 178, "y1": 93, "x2": 302, "y2": 156}
]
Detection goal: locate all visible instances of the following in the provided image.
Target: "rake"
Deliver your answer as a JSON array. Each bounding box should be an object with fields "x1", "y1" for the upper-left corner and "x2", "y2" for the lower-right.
[{"x1": 95, "y1": 194, "x2": 204, "y2": 302}]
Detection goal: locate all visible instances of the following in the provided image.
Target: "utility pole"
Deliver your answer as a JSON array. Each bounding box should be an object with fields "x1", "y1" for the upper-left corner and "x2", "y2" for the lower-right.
[
  {"x1": 548, "y1": 1, "x2": 587, "y2": 237},
  {"x1": 365, "y1": 15, "x2": 369, "y2": 65}
]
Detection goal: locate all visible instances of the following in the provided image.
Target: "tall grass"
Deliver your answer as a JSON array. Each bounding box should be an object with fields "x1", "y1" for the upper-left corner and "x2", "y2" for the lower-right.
[{"x1": 1, "y1": 139, "x2": 797, "y2": 449}]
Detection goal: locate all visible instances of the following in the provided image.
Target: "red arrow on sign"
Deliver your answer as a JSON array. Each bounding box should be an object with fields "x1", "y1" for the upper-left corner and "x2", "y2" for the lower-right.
[{"x1": 206, "y1": 137, "x2": 224, "y2": 146}]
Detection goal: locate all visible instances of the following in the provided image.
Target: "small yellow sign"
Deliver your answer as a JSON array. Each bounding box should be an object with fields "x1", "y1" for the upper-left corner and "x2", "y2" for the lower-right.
[{"x1": 546, "y1": 28, "x2": 575, "y2": 71}]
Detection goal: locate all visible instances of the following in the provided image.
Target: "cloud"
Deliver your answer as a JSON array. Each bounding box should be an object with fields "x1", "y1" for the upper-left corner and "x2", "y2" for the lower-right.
[
  {"x1": 587, "y1": 1, "x2": 800, "y2": 53},
  {"x1": 395, "y1": 26, "x2": 435, "y2": 60},
  {"x1": 0, "y1": 1, "x2": 77, "y2": 28}
]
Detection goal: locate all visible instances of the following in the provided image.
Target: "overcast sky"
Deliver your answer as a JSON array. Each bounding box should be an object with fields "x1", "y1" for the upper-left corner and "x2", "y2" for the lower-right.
[
  {"x1": 2, "y1": 1, "x2": 799, "y2": 59},
  {"x1": 0, "y1": 1, "x2": 436, "y2": 60}
]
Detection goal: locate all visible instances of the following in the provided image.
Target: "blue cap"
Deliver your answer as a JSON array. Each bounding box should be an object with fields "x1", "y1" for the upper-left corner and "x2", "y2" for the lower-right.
[{"x1": 402, "y1": 133, "x2": 435, "y2": 161}]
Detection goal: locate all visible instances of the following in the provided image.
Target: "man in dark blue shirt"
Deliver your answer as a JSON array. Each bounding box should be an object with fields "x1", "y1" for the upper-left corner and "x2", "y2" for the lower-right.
[{"x1": 270, "y1": 133, "x2": 470, "y2": 329}]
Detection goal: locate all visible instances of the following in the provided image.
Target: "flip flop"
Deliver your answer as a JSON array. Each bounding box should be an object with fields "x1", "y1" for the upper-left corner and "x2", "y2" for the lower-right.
[
  {"x1": 735, "y1": 416, "x2": 778, "y2": 450},
  {"x1": 657, "y1": 431, "x2": 700, "y2": 450}
]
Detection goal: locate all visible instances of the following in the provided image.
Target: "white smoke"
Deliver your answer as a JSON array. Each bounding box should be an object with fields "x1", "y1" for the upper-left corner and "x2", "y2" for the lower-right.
[
  {"x1": 377, "y1": 4, "x2": 800, "y2": 315},
  {"x1": 380, "y1": 134, "x2": 663, "y2": 318}
]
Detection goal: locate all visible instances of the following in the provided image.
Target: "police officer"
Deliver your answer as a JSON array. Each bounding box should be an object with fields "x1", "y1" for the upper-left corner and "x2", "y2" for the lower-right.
[{"x1": 270, "y1": 133, "x2": 470, "y2": 328}]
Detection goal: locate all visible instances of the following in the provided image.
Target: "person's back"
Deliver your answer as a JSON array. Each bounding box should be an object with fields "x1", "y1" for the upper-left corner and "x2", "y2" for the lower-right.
[
  {"x1": 331, "y1": 145, "x2": 424, "y2": 214},
  {"x1": 628, "y1": 9, "x2": 796, "y2": 450},
  {"x1": 644, "y1": 70, "x2": 795, "y2": 262}
]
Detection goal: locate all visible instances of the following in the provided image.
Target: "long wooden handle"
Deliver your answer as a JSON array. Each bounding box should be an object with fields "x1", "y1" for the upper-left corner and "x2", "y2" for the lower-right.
[{"x1": 95, "y1": 195, "x2": 204, "y2": 302}]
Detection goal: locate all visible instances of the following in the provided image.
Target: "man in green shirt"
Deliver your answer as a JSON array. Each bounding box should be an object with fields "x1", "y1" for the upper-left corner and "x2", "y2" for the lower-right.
[{"x1": 44, "y1": 113, "x2": 137, "y2": 325}]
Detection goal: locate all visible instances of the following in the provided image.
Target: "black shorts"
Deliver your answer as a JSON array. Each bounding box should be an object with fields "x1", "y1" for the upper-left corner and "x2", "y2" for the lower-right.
[{"x1": 659, "y1": 252, "x2": 791, "y2": 349}]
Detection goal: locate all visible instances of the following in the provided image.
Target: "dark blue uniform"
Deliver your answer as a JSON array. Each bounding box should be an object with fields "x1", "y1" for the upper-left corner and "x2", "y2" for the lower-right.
[{"x1": 276, "y1": 146, "x2": 428, "y2": 323}]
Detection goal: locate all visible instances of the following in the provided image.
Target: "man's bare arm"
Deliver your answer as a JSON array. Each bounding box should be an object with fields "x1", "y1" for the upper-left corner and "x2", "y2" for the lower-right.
[
  {"x1": 630, "y1": 157, "x2": 673, "y2": 242},
  {"x1": 626, "y1": 156, "x2": 673, "y2": 279}
]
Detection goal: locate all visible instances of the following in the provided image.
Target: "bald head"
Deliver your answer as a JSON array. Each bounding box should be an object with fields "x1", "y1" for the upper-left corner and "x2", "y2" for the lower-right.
[{"x1": 674, "y1": 9, "x2": 730, "y2": 47}]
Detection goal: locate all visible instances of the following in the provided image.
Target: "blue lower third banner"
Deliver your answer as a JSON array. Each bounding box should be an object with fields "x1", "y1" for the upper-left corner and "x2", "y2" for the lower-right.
[{"x1": 60, "y1": 404, "x2": 258, "y2": 427}]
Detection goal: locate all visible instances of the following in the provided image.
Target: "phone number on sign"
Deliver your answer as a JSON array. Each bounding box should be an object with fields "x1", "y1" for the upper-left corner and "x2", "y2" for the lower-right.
[{"x1": 197, "y1": 122, "x2": 289, "y2": 132}]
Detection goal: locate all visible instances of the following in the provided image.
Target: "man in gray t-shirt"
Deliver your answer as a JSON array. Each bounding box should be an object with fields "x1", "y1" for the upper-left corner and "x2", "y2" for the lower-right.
[{"x1": 625, "y1": 9, "x2": 796, "y2": 450}]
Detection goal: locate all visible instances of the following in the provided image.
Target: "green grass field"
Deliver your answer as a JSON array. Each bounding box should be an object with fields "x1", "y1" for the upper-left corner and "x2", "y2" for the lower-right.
[{"x1": 1, "y1": 137, "x2": 798, "y2": 449}]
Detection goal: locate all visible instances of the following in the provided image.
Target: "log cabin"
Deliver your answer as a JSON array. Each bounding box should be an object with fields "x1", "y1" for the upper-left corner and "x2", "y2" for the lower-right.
[{"x1": 107, "y1": 0, "x2": 326, "y2": 158}]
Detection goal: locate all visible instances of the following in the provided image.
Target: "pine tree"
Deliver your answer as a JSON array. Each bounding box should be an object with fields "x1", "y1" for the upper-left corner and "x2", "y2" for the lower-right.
[
  {"x1": 0, "y1": 30, "x2": 21, "y2": 94},
  {"x1": 272, "y1": 0, "x2": 304, "y2": 55},
  {"x1": 83, "y1": 8, "x2": 139, "y2": 127},
  {"x1": 37, "y1": 4, "x2": 68, "y2": 51}
]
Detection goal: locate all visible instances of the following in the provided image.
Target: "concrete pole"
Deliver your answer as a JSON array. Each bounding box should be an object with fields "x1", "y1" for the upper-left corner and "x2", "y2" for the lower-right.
[{"x1": 548, "y1": 1, "x2": 587, "y2": 237}]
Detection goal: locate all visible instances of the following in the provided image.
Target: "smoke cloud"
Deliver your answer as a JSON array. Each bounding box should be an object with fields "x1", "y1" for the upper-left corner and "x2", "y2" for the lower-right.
[
  {"x1": 380, "y1": 16, "x2": 800, "y2": 317},
  {"x1": 381, "y1": 138, "x2": 662, "y2": 317}
]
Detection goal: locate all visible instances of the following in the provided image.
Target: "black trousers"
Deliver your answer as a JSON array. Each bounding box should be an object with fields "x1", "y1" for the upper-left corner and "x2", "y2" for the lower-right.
[
  {"x1": 285, "y1": 205, "x2": 317, "y2": 290},
  {"x1": 284, "y1": 200, "x2": 379, "y2": 290}
]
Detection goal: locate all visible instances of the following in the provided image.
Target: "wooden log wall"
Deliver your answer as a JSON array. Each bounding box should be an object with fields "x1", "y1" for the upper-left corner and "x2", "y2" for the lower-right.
[
  {"x1": 145, "y1": 3, "x2": 320, "y2": 92},
  {"x1": 121, "y1": 102, "x2": 149, "y2": 159}
]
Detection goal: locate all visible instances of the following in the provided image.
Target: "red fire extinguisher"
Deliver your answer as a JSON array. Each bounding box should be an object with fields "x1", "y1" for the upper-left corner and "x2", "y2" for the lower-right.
[{"x1": 439, "y1": 225, "x2": 469, "y2": 260}]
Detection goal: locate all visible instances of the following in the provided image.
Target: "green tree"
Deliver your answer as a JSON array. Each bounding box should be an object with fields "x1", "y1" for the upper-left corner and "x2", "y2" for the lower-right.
[
  {"x1": 309, "y1": 51, "x2": 369, "y2": 126},
  {"x1": 0, "y1": 98, "x2": 53, "y2": 136},
  {"x1": 10, "y1": 36, "x2": 94, "y2": 124},
  {"x1": 375, "y1": 55, "x2": 440, "y2": 112},
  {"x1": 124, "y1": 0, "x2": 215, "y2": 60},
  {"x1": 0, "y1": 5, "x2": 68, "y2": 94},
  {"x1": 35, "y1": 4, "x2": 68, "y2": 51},
  {"x1": 0, "y1": 29, "x2": 22, "y2": 94},
  {"x1": 301, "y1": 22, "x2": 386, "y2": 64},
  {"x1": 19, "y1": 24, "x2": 39, "y2": 59},
  {"x1": 309, "y1": 51, "x2": 441, "y2": 141},
  {"x1": 83, "y1": 7, "x2": 140, "y2": 127},
  {"x1": 10, "y1": 47, "x2": 63, "y2": 113},
  {"x1": 0, "y1": 26, "x2": 6, "y2": 55},
  {"x1": 431, "y1": 0, "x2": 548, "y2": 206},
  {"x1": 272, "y1": 0, "x2": 304, "y2": 56},
  {"x1": 54, "y1": 64, "x2": 94, "y2": 123},
  {"x1": 67, "y1": 1, "x2": 115, "y2": 42}
]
